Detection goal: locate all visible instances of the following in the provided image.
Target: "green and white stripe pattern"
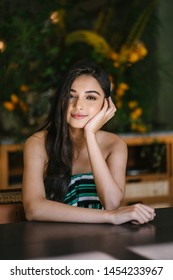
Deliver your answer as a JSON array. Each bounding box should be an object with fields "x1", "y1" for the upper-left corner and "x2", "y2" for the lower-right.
[{"x1": 64, "y1": 172, "x2": 102, "y2": 209}]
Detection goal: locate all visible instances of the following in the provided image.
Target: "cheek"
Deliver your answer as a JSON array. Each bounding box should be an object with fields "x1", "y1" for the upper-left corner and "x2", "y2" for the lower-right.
[
  {"x1": 66, "y1": 104, "x2": 71, "y2": 121},
  {"x1": 89, "y1": 100, "x2": 104, "y2": 114}
]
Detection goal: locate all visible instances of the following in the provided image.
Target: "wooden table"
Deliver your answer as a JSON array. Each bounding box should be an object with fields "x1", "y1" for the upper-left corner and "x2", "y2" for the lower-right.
[{"x1": 0, "y1": 207, "x2": 173, "y2": 260}]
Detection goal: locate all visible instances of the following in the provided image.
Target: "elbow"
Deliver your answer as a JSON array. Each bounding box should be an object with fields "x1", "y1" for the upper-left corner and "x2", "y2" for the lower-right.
[
  {"x1": 104, "y1": 200, "x2": 120, "y2": 210},
  {"x1": 24, "y1": 206, "x2": 37, "y2": 221},
  {"x1": 24, "y1": 201, "x2": 42, "y2": 221},
  {"x1": 25, "y1": 210, "x2": 35, "y2": 222},
  {"x1": 103, "y1": 193, "x2": 124, "y2": 210}
]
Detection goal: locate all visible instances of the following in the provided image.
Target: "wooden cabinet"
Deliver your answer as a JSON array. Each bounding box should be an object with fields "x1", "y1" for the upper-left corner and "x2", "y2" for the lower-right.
[
  {"x1": 0, "y1": 143, "x2": 24, "y2": 189},
  {"x1": 121, "y1": 132, "x2": 173, "y2": 208}
]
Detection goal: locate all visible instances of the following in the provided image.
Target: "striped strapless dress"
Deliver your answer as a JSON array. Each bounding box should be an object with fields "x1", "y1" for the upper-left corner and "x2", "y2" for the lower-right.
[{"x1": 64, "y1": 172, "x2": 102, "y2": 209}]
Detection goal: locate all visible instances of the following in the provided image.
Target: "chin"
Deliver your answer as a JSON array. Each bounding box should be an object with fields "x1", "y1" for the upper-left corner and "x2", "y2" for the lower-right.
[
  {"x1": 68, "y1": 122, "x2": 86, "y2": 129},
  {"x1": 70, "y1": 124, "x2": 85, "y2": 129},
  {"x1": 68, "y1": 119, "x2": 89, "y2": 129}
]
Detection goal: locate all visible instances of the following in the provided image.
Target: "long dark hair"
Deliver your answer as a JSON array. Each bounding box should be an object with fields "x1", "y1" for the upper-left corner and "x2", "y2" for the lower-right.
[{"x1": 41, "y1": 61, "x2": 111, "y2": 202}]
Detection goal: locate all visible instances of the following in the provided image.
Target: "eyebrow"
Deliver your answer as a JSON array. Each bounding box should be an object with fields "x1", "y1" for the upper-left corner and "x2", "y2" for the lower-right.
[{"x1": 70, "y1": 89, "x2": 101, "y2": 96}]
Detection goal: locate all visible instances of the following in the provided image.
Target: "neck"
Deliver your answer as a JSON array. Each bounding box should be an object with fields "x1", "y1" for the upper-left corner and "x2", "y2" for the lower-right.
[{"x1": 69, "y1": 127, "x2": 87, "y2": 150}]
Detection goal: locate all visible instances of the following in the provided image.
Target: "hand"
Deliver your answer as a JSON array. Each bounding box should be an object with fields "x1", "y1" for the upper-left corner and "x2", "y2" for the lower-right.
[
  {"x1": 111, "y1": 203, "x2": 156, "y2": 225},
  {"x1": 84, "y1": 97, "x2": 116, "y2": 135}
]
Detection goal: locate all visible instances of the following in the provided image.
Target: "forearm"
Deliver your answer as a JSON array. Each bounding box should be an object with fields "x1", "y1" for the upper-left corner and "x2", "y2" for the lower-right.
[
  {"x1": 85, "y1": 132, "x2": 123, "y2": 209},
  {"x1": 24, "y1": 198, "x2": 111, "y2": 224},
  {"x1": 24, "y1": 198, "x2": 156, "y2": 225}
]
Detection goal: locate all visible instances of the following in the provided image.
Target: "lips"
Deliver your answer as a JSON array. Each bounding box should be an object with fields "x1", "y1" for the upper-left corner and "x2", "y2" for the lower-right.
[{"x1": 71, "y1": 113, "x2": 88, "y2": 119}]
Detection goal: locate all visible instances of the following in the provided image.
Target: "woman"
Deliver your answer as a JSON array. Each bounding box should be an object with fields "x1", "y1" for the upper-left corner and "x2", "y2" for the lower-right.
[{"x1": 22, "y1": 61, "x2": 155, "y2": 225}]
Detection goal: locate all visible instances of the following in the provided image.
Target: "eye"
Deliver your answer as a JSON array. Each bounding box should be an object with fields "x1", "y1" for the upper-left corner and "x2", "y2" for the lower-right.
[
  {"x1": 87, "y1": 95, "x2": 96, "y2": 100},
  {"x1": 69, "y1": 94, "x2": 77, "y2": 100}
]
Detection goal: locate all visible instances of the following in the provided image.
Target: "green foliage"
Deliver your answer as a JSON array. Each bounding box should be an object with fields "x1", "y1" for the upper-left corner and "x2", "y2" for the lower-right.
[{"x1": 0, "y1": 0, "x2": 159, "y2": 139}]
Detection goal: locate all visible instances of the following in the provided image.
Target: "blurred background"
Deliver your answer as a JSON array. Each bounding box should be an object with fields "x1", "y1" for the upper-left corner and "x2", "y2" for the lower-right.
[
  {"x1": 1, "y1": 0, "x2": 173, "y2": 141},
  {"x1": 1, "y1": 0, "x2": 173, "y2": 212}
]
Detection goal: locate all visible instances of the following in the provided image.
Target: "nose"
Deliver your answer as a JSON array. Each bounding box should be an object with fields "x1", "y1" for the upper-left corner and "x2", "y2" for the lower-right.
[{"x1": 73, "y1": 97, "x2": 84, "y2": 110}]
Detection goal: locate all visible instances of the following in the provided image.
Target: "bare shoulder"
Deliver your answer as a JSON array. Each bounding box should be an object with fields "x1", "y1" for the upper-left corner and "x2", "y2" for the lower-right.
[
  {"x1": 24, "y1": 130, "x2": 47, "y2": 147},
  {"x1": 24, "y1": 130, "x2": 47, "y2": 160},
  {"x1": 97, "y1": 130, "x2": 127, "y2": 154}
]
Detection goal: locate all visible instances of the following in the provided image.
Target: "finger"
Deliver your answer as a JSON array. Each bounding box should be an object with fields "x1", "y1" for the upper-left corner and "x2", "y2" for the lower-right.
[
  {"x1": 130, "y1": 204, "x2": 155, "y2": 224},
  {"x1": 139, "y1": 204, "x2": 156, "y2": 219},
  {"x1": 131, "y1": 212, "x2": 148, "y2": 224},
  {"x1": 138, "y1": 207, "x2": 155, "y2": 223},
  {"x1": 137, "y1": 205, "x2": 155, "y2": 223},
  {"x1": 107, "y1": 112, "x2": 116, "y2": 121},
  {"x1": 107, "y1": 97, "x2": 115, "y2": 108},
  {"x1": 105, "y1": 105, "x2": 116, "y2": 119},
  {"x1": 102, "y1": 98, "x2": 109, "y2": 112},
  {"x1": 107, "y1": 97, "x2": 117, "y2": 113}
]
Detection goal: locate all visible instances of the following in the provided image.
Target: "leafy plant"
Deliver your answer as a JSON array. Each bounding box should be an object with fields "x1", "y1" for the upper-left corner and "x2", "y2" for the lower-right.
[{"x1": 0, "y1": 0, "x2": 159, "y2": 139}]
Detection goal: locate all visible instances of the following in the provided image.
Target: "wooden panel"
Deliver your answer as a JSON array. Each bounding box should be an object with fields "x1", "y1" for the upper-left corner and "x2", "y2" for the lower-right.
[
  {"x1": 0, "y1": 143, "x2": 23, "y2": 189},
  {"x1": 0, "y1": 204, "x2": 25, "y2": 224}
]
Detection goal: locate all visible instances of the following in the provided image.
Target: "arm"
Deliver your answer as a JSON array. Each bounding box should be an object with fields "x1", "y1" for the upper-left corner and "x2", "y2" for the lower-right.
[
  {"x1": 85, "y1": 132, "x2": 127, "y2": 210},
  {"x1": 22, "y1": 132, "x2": 155, "y2": 224},
  {"x1": 22, "y1": 133, "x2": 110, "y2": 223},
  {"x1": 84, "y1": 98, "x2": 127, "y2": 210}
]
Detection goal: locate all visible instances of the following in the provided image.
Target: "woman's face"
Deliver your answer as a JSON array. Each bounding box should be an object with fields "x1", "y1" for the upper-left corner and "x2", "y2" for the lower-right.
[{"x1": 67, "y1": 74, "x2": 105, "y2": 129}]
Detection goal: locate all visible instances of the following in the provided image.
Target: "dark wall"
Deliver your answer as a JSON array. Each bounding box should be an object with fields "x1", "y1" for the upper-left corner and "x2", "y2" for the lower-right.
[{"x1": 156, "y1": 0, "x2": 173, "y2": 130}]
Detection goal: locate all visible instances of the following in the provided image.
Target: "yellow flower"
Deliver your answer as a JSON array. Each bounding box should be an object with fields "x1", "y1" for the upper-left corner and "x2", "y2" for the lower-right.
[
  {"x1": 110, "y1": 51, "x2": 119, "y2": 61},
  {"x1": 137, "y1": 124, "x2": 147, "y2": 133},
  {"x1": 130, "y1": 122, "x2": 146, "y2": 133},
  {"x1": 135, "y1": 108, "x2": 142, "y2": 117},
  {"x1": 128, "y1": 51, "x2": 140, "y2": 63},
  {"x1": 19, "y1": 100, "x2": 28, "y2": 112},
  {"x1": 126, "y1": 41, "x2": 148, "y2": 64},
  {"x1": 119, "y1": 46, "x2": 129, "y2": 63},
  {"x1": 130, "y1": 108, "x2": 142, "y2": 121},
  {"x1": 119, "y1": 83, "x2": 129, "y2": 91},
  {"x1": 115, "y1": 82, "x2": 129, "y2": 97},
  {"x1": 128, "y1": 100, "x2": 138, "y2": 109},
  {"x1": 136, "y1": 42, "x2": 148, "y2": 58},
  {"x1": 113, "y1": 61, "x2": 120, "y2": 68},
  {"x1": 3, "y1": 101, "x2": 15, "y2": 111},
  {"x1": 0, "y1": 40, "x2": 6, "y2": 52},
  {"x1": 130, "y1": 112, "x2": 138, "y2": 121},
  {"x1": 20, "y1": 84, "x2": 29, "y2": 92},
  {"x1": 11, "y1": 94, "x2": 19, "y2": 104},
  {"x1": 116, "y1": 88, "x2": 125, "y2": 97},
  {"x1": 50, "y1": 11, "x2": 60, "y2": 24}
]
